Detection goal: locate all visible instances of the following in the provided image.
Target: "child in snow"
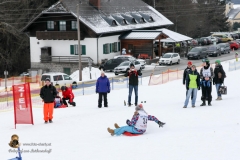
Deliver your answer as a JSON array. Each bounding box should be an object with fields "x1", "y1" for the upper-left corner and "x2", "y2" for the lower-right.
[
  {"x1": 54, "y1": 92, "x2": 62, "y2": 108},
  {"x1": 61, "y1": 86, "x2": 76, "y2": 107},
  {"x1": 107, "y1": 104, "x2": 165, "y2": 136},
  {"x1": 235, "y1": 52, "x2": 238, "y2": 62}
]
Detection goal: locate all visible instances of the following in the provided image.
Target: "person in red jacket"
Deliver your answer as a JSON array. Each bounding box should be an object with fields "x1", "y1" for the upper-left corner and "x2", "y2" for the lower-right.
[{"x1": 61, "y1": 86, "x2": 76, "y2": 107}]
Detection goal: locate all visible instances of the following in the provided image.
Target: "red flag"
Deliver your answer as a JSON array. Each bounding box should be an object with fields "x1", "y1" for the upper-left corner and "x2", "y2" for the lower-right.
[{"x1": 12, "y1": 83, "x2": 34, "y2": 128}]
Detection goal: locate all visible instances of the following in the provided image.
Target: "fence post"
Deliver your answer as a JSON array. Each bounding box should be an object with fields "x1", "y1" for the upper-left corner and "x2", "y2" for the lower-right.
[
  {"x1": 83, "y1": 82, "x2": 85, "y2": 95},
  {"x1": 177, "y1": 69, "x2": 178, "y2": 79},
  {"x1": 112, "y1": 78, "x2": 114, "y2": 90},
  {"x1": 168, "y1": 69, "x2": 169, "y2": 81},
  {"x1": 148, "y1": 74, "x2": 152, "y2": 86}
]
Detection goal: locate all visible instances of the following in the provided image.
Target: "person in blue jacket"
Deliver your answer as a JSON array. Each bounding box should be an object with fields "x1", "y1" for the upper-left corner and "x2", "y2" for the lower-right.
[{"x1": 96, "y1": 70, "x2": 110, "y2": 108}]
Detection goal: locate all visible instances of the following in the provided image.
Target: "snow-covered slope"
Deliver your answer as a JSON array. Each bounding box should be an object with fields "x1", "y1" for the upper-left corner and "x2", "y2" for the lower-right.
[{"x1": 1, "y1": 60, "x2": 239, "y2": 160}]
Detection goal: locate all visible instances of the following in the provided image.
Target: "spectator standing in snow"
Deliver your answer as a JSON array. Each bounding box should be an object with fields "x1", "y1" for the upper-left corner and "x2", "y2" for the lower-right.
[
  {"x1": 107, "y1": 104, "x2": 165, "y2": 136},
  {"x1": 124, "y1": 63, "x2": 142, "y2": 107},
  {"x1": 40, "y1": 78, "x2": 57, "y2": 123},
  {"x1": 54, "y1": 92, "x2": 62, "y2": 108},
  {"x1": 183, "y1": 61, "x2": 193, "y2": 99},
  {"x1": 61, "y1": 86, "x2": 76, "y2": 107},
  {"x1": 96, "y1": 70, "x2": 110, "y2": 108},
  {"x1": 183, "y1": 65, "x2": 200, "y2": 108},
  {"x1": 213, "y1": 60, "x2": 226, "y2": 100},
  {"x1": 235, "y1": 52, "x2": 238, "y2": 61},
  {"x1": 200, "y1": 59, "x2": 214, "y2": 106}
]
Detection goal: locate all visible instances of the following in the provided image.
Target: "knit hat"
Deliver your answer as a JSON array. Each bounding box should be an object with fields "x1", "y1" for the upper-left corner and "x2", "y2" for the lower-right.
[
  {"x1": 130, "y1": 63, "x2": 135, "y2": 67},
  {"x1": 45, "y1": 78, "x2": 50, "y2": 82},
  {"x1": 187, "y1": 61, "x2": 192, "y2": 65},
  {"x1": 215, "y1": 60, "x2": 221, "y2": 64},
  {"x1": 101, "y1": 70, "x2": 105, "y2": 74},
  {"x1": 135, "y1": 104, "x2": 143, "y2": 111}
]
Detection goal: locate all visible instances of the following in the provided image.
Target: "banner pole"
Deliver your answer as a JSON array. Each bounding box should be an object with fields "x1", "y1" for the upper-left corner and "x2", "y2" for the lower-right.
[
  {"x1": 28, "y1": 83, "x2": 34, "y2": 125},
  {"x1": 12, "y1": 85, "x2": 17, "y2": 129}
]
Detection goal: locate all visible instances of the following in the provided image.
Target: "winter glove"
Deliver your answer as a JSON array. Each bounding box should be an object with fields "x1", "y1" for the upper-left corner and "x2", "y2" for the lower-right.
[
  {"x1": 198, "y1": 87, "x2": 200, "y2": 90},
  {"x1": 126, "y1": 119, "x2": 130, "y2": 126}
]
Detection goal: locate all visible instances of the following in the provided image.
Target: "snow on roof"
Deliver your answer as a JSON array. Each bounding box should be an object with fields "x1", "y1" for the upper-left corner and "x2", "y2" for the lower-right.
[
  {"x1": 120, "y1": 31, "x2": 162, "y2": 40},
  {"x1": 227, "y1": 8, "x2": 240, "y2": 19},
  {"x1": 233, "y1": 4, "x2": 240, "y2": 9},
  {"x1": 60, "y1": 0, "x2": 173, "y2": 34},
  {"x1": 157, "y1": 28, "x2": 192, "y2": 42}
]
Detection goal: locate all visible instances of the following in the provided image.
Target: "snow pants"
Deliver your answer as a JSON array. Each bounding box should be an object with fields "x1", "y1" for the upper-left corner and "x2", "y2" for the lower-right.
[
  {"x1": 201, "y1": 82, "x2": 212, "y2": 104},
  {"x1": 43, "y1": 102, "x2": 54, "y2": 121},
  {"x1": 114, "y1": 126, "x2": 142, "y2": 136}
]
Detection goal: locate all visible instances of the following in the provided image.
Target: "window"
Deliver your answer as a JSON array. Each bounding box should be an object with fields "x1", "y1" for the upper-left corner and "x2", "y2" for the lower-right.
[
  {"x1": 53, "y1": 75, "x2": 63, "y2": 81},
  {"x1": 118, "y1": 42, "x2": 121, "y2": 51},
  {"x1": 70, "y1": 45, "x2": 86, "y2": 55},
  {"x1": 135, "y1": 61, "x2": 140, "y2": 65},
  {"x1": 71, "y1": 21, "x2": 77, "y2": 30},
  {"x1": 47, "y1": 21, "x2": 54, "y2": 30},
  {"x1": 63, "y1": 75, "x2": 72, "y2": 80},
  {"x1": 41, "y1": 75, "x2": 50, "y2": 81},
  {"x1": 59, "y1": 21, "x2": 66, "y2": 31},
  {"x1": 103, "y1": 44, "x2": 110, "y2": 54}
]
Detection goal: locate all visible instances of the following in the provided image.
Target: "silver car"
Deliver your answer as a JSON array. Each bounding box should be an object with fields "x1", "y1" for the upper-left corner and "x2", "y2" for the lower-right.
[{"x1": 114, "y1": 61, "x2": 141, "y2": 75}]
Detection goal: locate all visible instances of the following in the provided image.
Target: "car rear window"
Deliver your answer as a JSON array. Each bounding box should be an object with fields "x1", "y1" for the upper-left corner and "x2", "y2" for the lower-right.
[
  {"x1": 53, "y1": 75, "x2": 63, "y2": 81},
  {"x1": 41, "y1": 75, "x2": 50, "y2": 81}
]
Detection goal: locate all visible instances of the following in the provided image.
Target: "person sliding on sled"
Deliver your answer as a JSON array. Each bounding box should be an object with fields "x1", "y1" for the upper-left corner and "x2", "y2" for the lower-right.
[
  {"x1": 61, "y1": 86, "x2": 76, "y2": 107},
  {"x1": 107, "y1": 104, "x2": 165, "y2": 136},
  {"x1": 54, "y1": 92, "x2": 63, "y2": 108}
]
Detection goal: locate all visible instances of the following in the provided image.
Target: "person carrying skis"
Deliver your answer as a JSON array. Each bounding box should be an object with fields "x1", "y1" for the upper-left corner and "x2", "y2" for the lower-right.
[
  {"x1": 61, "y1": 86, "x2": 76, "y2": 107},
  {"x1": 183, "y1": 65, "x2": 200, "y2": 108},
  {"x1": 107, "y1": 104, "x2": 165, "y2": 136},
  {"x1": 54, "y1": 91, "x2": 63, "y2": 108},
  {"x1": 213, "y1": 60, "x2": 226, "y2": 100},
  {"x1": 200, "y1": 59, "x2": 214, "y2": 106}
]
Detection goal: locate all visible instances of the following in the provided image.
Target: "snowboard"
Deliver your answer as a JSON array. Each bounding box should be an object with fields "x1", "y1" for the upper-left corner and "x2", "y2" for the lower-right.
[{"x1": 123, "y1": 132, "x2": 142, "y2": 136}]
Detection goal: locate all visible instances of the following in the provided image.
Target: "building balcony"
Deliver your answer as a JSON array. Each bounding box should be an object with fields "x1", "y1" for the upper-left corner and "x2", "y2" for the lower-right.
[
  {"x1": 40, "y1": 56, "x2": 93, "y2": 64},
  {"x1": 36, "y1": 31, "x2": 84, "y2": 40}
]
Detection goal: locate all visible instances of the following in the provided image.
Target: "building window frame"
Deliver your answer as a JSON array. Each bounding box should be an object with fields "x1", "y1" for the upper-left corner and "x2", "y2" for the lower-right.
[
  {"x1": 47, "y1": 21, "x2": 54, "y2": 30},
  {"x1": 59, "y1": 21, "x2": 66, "y2": 31},
  {"x1": 71, "y1": 21, "x2": 77, "y2": 30}
]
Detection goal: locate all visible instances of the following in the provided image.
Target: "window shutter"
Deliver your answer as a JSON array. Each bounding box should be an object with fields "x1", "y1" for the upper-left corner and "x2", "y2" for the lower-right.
[
  {"x1": 118, "y1": 42, "x2": 121, "y2": 51},
  {"x1": 107, "y1": 44, "x2": 110, "y2": 54},
  {"x1": 70, "y1": 45, "x2": 74, "y2": 55},
  {"x1": 82, "y1": 45, "x2": 86, "y2": 55},
  {"x1": 110, "y1": 43, "x2": 112, "y2": 53},
  {"x1": 103, "y1": 44, "x2": 106, "y2": 54}
]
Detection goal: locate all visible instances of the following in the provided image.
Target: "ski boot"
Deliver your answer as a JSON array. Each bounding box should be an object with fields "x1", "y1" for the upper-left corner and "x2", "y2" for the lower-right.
[
  {"x1": 107, "y1": 128, "x2": 114, "y2": 136},
  {"x1": 114, "y1": 123, "x2": 120, "y2": 129},
  {"x1": 158, "y1": 121, "x2": 165, "y2": 128}
]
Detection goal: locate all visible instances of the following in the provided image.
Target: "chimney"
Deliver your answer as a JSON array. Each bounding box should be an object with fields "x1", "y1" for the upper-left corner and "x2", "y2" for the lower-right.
[{"x1": 89, "y1": 0, "x2": 101, "y2": 10}]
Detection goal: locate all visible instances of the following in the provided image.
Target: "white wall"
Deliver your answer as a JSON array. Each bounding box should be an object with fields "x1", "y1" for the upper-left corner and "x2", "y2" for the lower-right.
[
  {"x1": 30, "y1": 35, "x2": 120, "y2": 64},
  {"x1": 98, "y1": 35, "x2": 120, "y2": 63}
]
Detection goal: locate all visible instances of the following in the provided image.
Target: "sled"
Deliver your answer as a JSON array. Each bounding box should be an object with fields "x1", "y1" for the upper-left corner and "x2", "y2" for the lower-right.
[
  {"x1": 123, "y1": 132, "x2": 142, "y2": 136},
  {"x1": 55, "y1": 105, "x2": 67, "y2": 108}
]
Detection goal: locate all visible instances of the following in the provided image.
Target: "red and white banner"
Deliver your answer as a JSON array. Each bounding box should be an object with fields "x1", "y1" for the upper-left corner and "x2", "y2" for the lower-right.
[{"x1": 12, "y1": 83, "x2": 34, "y2": 128}]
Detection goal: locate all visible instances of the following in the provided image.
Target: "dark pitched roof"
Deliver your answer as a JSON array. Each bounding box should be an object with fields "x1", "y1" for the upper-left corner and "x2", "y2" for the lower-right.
[
  {"x1": 227, "y1": 8, "x2": 240, "y2": 19},
  {"x1": 231, "y1": 0, "x2": 240, "y2": 4},
  {"x1": 22, "y1": 0, "x2": 173, "y2": 34}
]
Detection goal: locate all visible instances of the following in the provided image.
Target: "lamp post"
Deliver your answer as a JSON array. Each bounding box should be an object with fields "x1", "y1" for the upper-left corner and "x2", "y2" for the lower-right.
[{"x1": 77, "y1": 3, "x2": 82, "y2": 81}]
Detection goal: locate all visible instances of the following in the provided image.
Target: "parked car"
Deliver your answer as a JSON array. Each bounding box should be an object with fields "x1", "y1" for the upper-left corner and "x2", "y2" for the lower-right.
[
  {"x1": 199, "y1": 37, "x2": 208, "y2": 45},
  {"x1": 235, "y1": 39, "x2": 240, "y2": 43},
  {"x1": 41, "y1": 72, "x2": 77, "y2": 87},
  {"x1": 191, "y1": 39, "x2": 198, "y2": 46},
  {"x1": 114, "y1": 55, "x2": 136, "y2": 61},
  {"x1": 101, "y1": 58, "x2": 126, "y2": 72},
  {"x1": 212, "y1": 34, "x2": 233, "y2": 42},
  {"x1": 205, "y1": 37, "x2": 213, "y2": 45},
  {"x1": 217, "y1": 43, "x2": 231, "y2": 54},
  {"x1": 114, "y1": 61, "x2": 141, "y2": 75},
  {"x1": 187, "y1": 47, "x2": 208, "y2": 60},
  {"x1": 229, "y1": 41, "x2": 239, "y2": 50},
  {"x1": 206, "y1": 45, "x2": 221, "y2": 57},
  {"x1": 20, "y1": 72, "x2": 29, "y2": 77},
  {"x1": 137, "y1": 59, "x2": 146, "y2": 69},
  {"x1": 159, "y1": 53, "x2": 180, "y2": 65}
]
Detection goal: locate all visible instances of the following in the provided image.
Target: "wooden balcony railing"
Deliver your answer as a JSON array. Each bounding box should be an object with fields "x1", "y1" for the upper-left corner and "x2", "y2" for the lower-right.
[{"x1": 36, "y1": 31, "x2": 84, "y2": 40}]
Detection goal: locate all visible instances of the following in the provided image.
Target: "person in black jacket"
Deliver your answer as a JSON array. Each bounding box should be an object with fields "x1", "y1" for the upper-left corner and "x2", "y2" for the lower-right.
[
  {"x1": 124, "y1": 63, "x2": 142, "y2": 107},
  {"x1": 40, "y1": 78, "x2": 57, "y2": 123},
  {"x1": 183, "y1": 61, "x2": 193, "y2": 99},
  {"x1": 213, "y1": 60, "x2": 226, "y2": 100},
  {"x1": 200, "y1": 59, "x2": 214, "y2": 106}
]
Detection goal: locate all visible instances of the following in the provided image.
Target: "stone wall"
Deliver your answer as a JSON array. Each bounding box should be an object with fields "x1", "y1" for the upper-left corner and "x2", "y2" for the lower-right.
[{"x1": 31, "y1": 62, "x2": 89, "y2": 74}]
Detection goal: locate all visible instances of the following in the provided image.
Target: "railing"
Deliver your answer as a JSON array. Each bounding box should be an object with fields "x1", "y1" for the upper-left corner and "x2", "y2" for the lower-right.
[
  {"x1": 36, "y1": 31, "x2": 84, "y2": 40},
  {"x1": 40, "y1": 56, "x2": 93, "y2": 63}
]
